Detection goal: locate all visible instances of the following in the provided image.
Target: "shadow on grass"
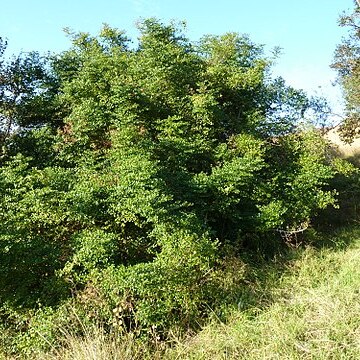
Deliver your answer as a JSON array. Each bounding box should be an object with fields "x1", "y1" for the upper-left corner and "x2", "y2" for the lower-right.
[
  {"x1": 211, "y1": 221, "x2": 360, "y2": 326},
  {"x1": 307, "y1": 225, "x2": 360, "y2": 251}
]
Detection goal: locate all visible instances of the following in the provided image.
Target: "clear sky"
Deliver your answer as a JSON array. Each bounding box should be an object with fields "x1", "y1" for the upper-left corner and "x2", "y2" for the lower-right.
[{"x1": 0, "y1": 0, "x2": 355, "y2": 118}]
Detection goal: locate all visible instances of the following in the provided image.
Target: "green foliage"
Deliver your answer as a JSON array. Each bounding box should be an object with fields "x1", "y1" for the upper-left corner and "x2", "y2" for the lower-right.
[
  {"x1": 0, "y1": 20, "x2": 344, "y2": 356},
  {"x1": 315, "y1": 164, "x2": 360, "y2": 228},
  {"x1": 332, "y1": 2, "x2": 360, "y2": 141}
]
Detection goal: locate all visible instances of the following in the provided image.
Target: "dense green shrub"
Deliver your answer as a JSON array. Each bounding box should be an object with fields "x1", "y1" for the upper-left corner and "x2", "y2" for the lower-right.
[{"x1": 0, "y1": 19, "x2": 346, "y2": 355}]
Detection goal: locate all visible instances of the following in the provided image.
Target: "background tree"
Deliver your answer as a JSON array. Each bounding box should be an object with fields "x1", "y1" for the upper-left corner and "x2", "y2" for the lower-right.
[
  {"x1": 0, "y1": 39, "x2": 61, "y2": 161},
  {"x1": 332, "y1": 0, "x2": 360, "y2": 141}
]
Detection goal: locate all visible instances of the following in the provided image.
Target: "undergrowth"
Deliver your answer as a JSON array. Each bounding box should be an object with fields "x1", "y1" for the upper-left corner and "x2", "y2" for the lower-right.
[{"x1": 8, "y1": 225, "x2": 358, "y2": 360}]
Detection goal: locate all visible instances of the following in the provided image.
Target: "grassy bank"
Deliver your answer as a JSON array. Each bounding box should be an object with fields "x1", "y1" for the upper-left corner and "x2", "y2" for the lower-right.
[
  {"x1": 170, "y1": 226, "x2": 360, "y2": 359},
  {"x1": 13, "y1": 226, "x2": 358, "y2": 360}
]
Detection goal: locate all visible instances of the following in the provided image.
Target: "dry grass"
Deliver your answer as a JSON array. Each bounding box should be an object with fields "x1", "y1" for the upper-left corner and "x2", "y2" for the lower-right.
[
  {"x1": 41, "y1": 330, "x2": 149, "y2": 360},
  {"x1": 325, "y1": 127, "x2": 360, "y2": 160}
]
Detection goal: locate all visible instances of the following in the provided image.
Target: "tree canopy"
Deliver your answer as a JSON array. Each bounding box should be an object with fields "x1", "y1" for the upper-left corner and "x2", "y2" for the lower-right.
[{"x1": 332, "y1": 0, "x2": 360, "y2": 141}]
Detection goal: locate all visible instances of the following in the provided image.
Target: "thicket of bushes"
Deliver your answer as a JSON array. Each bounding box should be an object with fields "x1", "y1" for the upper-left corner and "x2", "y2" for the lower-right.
[{"x1": 0, "y1": 20, "x2": 356, "y2": 356}]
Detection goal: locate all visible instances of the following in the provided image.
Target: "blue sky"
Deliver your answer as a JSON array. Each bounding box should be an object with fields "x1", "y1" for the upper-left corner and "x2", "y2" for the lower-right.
[{"x1": 0, "y1": 0, "x2": 355, "y2": 117}]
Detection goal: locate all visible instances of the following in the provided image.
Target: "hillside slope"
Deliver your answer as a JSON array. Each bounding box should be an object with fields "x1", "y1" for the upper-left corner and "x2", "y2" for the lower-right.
[
  {"x1": 167, "y1": 227, "x2": 360, "y2": 359},
  {"x1": 325, "y1": 126, "x2": 360, "y2": 162}
]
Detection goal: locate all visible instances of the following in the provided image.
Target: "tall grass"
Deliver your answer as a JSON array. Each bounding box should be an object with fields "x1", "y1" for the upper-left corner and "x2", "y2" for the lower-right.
[
  {"x1": 27, "y1": 226, "x2": 360, "y2": 360},
  {"x1": 167, "y1": 226, "x2": 360, "y2": 359}
]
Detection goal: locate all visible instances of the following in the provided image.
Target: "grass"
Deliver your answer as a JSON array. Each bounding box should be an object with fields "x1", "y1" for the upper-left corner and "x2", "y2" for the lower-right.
[
  {"x1": 168, "y1": 226, "x2": 360, "y2": 359},
  {"x1": 325, "y1": 127, "x2": 360, "y2": 161},
  {"x1": 27, "y1": 226, "x2": 360, "y2": 360},
  {"x1": 325, "y1": 128, "x2": 360, "y2": 167}
]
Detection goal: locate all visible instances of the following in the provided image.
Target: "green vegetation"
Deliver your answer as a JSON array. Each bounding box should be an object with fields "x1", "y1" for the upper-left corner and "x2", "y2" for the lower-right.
[
  {"x1": 169, "y1": 227, "x2": 360, "y2": 360},
  {"x1": 332, "y1": 0, "x2": 360, "y2": 141},
  {"x1": 0, "y1": 10, "x2": 359, "y2": 359},
  {"x1": 8, "y1": 226, "x2": 359, "y2": 360}
]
